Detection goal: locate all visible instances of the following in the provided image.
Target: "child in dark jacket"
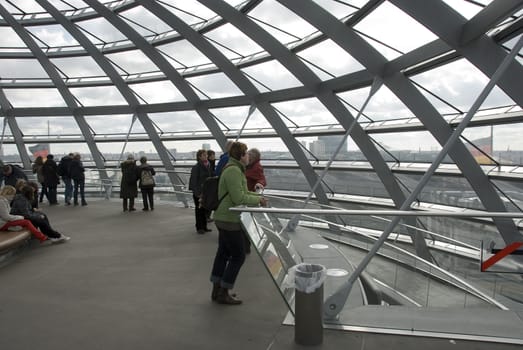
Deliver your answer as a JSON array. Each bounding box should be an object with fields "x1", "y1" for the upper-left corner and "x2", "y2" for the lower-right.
[{"x1": 10, "y1": 185, "x2": 70, "y2": 243}]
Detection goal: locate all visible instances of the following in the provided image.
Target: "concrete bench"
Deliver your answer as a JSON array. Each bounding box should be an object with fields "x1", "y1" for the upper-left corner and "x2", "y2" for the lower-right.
[{"x1": 0, "y1": 229, "x2": 31, "y2": 253}]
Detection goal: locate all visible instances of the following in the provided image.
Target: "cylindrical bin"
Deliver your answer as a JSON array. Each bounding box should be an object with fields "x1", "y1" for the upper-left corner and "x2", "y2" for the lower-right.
[{"x1": 293, "y1": 263, "x2": 326, "y2": 346}]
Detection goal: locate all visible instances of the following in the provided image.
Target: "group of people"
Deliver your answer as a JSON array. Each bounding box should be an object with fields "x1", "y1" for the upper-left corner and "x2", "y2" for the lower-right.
[
  {"x1": 1, "y1": 141, "x2": 267, "y2": 305},
  {"x1": 0, "y1": 152, "x2": 88, "y2": 247},
  {"x1": 31, "y1": 153, "x2": 87, "y2": 207},
  {"x1": 189, "y1": 141, "x2": 268, "y2": 305},
  {"x1": 0, "y1": 182, "x2": 70, "y2": 245},
  {"x1": 189, "y1": 142, "x2": 267, "y2": 234},
  {"x1": 119, "y1": 155, "x2": 156, "y2": 212}
]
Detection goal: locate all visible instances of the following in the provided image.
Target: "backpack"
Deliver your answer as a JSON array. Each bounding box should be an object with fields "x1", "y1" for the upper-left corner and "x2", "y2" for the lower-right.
[
  {"x1": 200, "y1": 164, "x2": 232, "y2": 210},
  {"x1": 140, "y1": 168, "x2": 155, "y2": 187}
]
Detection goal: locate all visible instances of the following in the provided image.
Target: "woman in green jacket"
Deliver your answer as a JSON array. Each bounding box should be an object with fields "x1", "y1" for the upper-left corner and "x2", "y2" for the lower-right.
[{"x1": 210, "y1": 141, "x2": 268, "y2": 305}]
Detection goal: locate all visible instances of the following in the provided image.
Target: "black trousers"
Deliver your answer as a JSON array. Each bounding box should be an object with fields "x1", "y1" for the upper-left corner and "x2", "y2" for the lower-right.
[
  {"x1": 73, "y1": 179, "x2": 86, "y2": 204},
  {"x1": 141, "y1": 187, "x2": 154, "y2": 210},
  {"x1": 47, "y1": 185, "x2": 58, "y2": 204},
  {"x1": 38, "y1": 182, "x2": 48, "y2": 202},
  {"x1": 123, "y1": 197, "x2": 135, "y2": 211},
  {"x1": 192, "y1": 195, "x2": 207, "y2": 230},
  {"x1": 29, "y1": 213, "x2": 60, "y2": 238}
]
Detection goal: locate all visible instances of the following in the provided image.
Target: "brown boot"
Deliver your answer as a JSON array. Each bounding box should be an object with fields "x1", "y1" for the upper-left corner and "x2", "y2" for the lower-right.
[{"x1": 216, "y1": 287, "x2": 242, "y2": 305}]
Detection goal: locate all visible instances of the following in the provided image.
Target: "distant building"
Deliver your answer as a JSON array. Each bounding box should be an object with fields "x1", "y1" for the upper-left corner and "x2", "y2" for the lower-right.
[
  {"x1": 318, "y1": 135, "x2": 348, "y2": 157},
  {"x1": 310, "y1": 139, "x2": 325, "y2": 156}
]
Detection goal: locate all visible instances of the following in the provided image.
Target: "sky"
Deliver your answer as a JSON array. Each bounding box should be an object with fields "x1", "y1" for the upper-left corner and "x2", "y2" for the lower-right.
[{"x1": 0, "y1": 0, "x2": 521, "y2": 157}]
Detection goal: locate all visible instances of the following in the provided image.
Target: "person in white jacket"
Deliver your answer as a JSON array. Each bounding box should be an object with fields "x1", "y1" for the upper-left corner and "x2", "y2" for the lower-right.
[{"x1": 0, "y1": 185, "x2": 49, "y2": 243}]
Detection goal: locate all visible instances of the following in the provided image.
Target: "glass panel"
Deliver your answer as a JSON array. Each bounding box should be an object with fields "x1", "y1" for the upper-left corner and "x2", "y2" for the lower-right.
[
  {"x1": 4, "y1": 88, "x2": 66, "y2": 107},
  {"x1": 241, "y1": 137, "x2": 289, "y2": 158},
  {"x1": 271, "y1": 97, "x2": 339, "y2": 127},
  {"x1": 35, "y1": 142, "x2": 90, "y2": 159},
  {"x1": 312, "y1": 0, "x2": 363, "y2": 19},
  {"x1": 298, "y1": 39, "x2": 365, "y2": 79},
  {"x1": 119, "y1": 6, "x2": 173, "y2": 37},
  {"x1": 159, "y1": 0, "x2": 218, "y2": 25},
  {"x1": 17, "y1": 116, "x2": 78, "y2": 137},
  {"x1": 442, "y1": 0, "x2": 490, "y2": 19},
  {"x1": 26, "y1": 24, "x2": 80, "y2": 47},
  {"x1": 185, "y1": 72, "x2": 243, "y2": 99},
  {"x1": 370, "y1": 131, "x2": 446, "y2": 163},
  {"x1": 396, "y1": 172, "x2": 485, "y2": 210},
  {"x1": 0, "y1": 144, "x2": 22, "y2": 163},
  {"x1": 210, "y1": 105, "x2": 273, "y2": 130},
  {"x1": 46, "y1": 0, "x2": 86, "y2": 11},
  {"x1": 129, "y1": 80, "x2": 186, "y2": 103},
  {"x1": 162, "y1": 140, "x2": 220, "y2": 160},
  {"x1": 157, "y1": 41, "x2": 212, "y2": 70},
  {"x1": 264, "y1": 166, "x2": 307, "y2": 192},
  {"x1": 148, "y1": 111, "x2": 209, "y2": 133},
  {"x1": 338, "y1": 85, "x2": 416, "y2": 122},
  {"x1": 76, "y1": 17, "x2": 127, "y2": 44},
  {"x1": 204, "y1": 23, "x2": 264, "y2": 59},
  {"x1": 0, "y1": 59, "x2": 48, "y2": 79},
  {"x1": 248, "y1": 0, "x2": 317, "y2": 44},
  {"x1": 322, "y1": 168, "x2": 389, "y2": 198},
  {"x1": 355, "y1": 2, "x2": 438, "y2": 59},
  {"x1": 241, "y1": 59, "x2": 302, "y2": 90},
  {"x1": 105, "y1": 50, "x2": 159, "y2": 75},
  {"x1": 84, "y1": 114, "x2": 134, "y2": 135},
  {"x1": 410, "y1": 58, "x2": 515, "y2": 115},
  {"x1": 51, "y1": 57, "x2": 106, "y2": 79},
  {"x1": 69, "y1": 86, "x2": 127, "y2": 106},
  {"x1": 490, "y1": 123, "x2": 523, "y2": 166},
  {"x1": 0, "y1": 27, "x2": 26, "y2": 49},
  {"x1": 491, "y1": 178, "x2": 523, "y2": 212},
  {"x1": 0, "y1": 1, "x2": 45, "y2": 13}
]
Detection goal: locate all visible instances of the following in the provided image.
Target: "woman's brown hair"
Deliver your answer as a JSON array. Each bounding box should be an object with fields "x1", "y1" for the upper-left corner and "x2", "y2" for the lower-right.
[
  {"x1": 229, "y1": 142, "x2": 248, "y2": 160},
  {"x1": 196, "y1": 149, "x2": 207, "y2": 161},
  {"x1": 21, "y1": 185, "x2": 35, "y2": 201}
]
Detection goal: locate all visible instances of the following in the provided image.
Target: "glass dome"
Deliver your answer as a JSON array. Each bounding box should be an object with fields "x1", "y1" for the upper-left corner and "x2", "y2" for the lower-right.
[{"x1": 0, "y1": 0, "x2": 522, "y2": 341}]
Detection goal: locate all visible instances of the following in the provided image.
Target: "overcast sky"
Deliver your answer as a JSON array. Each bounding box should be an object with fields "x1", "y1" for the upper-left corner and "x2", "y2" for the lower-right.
[{"x1": 0, "y1": 0, "x2": 520, "y2": 157}]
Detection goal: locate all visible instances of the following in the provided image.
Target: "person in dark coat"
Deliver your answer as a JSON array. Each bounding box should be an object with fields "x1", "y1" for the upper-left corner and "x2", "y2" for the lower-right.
[
  {"x1": 59, "y1": 153, "x2": 74, "y2": 205},
  {"x1": 69, "y1": 152, "x2": 87, "y2": 206},
  {"x1": 205, "y1": 149, "x2": 217, "y2": 222},
  {"x1": 120, "y1": 154, "x2": 138, "y2": 212},
  {"x1": 41, "y1": 154, "x2": 60, "y2": 205},
  {"x1": 189, "y1": 149, "x2": 212, "y2": 234},
  {"x1": 207, "y1": 150, "x2": 216, "y2": 176},
  {"x1": 32, "y1": 156, "x2": 47, "y2": 204},
  {"x1": 137, "y1": 156, "x2": 155, "y2": 211},
  {"x1": 3, "y1": 164, "x2": 28, "y2": 187}
]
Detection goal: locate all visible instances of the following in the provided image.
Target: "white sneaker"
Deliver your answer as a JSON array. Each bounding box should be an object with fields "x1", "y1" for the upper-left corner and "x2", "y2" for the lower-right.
[
  {"x1": 50, "y1": 236, "x2": 67, "y2": 244},
  {"x1": 60, "y1": 234, "x2": 71, "y2": 241}
]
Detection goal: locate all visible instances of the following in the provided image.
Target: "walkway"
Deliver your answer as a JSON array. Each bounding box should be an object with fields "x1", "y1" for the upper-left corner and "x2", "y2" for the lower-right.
[{"x1": 0, "y1": 199, "x2": 519, "y2": 350}]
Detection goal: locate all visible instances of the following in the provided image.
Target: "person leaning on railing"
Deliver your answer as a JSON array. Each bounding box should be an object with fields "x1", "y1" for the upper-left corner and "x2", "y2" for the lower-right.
[{"x1": 209, "y1": 141, "x2": 268, "y2": 305}]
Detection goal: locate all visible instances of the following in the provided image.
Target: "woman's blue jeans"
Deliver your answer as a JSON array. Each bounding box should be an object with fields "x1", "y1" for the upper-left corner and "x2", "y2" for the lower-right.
[{"x1": 210, "y1": 228, "x2": 246, "y2": 289}]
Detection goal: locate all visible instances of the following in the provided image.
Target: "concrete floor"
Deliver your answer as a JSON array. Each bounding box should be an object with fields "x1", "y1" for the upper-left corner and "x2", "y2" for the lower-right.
[{"x1": 0, "y1": 198, "x2": 520, "y2": 350}]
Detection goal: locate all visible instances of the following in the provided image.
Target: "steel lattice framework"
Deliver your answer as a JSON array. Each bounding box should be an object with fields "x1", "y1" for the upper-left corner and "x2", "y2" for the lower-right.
[{"x1": 0, "y1": 0, "x2": 522, "y2": 253}]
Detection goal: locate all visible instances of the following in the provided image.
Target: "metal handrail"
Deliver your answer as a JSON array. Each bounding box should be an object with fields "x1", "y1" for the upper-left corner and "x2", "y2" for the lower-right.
[{"x1": 231, "y1": 206, "x2": 523, "y2": 218}]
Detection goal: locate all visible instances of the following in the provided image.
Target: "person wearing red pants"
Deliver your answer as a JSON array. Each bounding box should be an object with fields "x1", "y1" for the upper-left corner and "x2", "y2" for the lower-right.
[{"x1": 0, "y1": 185, "x2": 48, "y2": 243}]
